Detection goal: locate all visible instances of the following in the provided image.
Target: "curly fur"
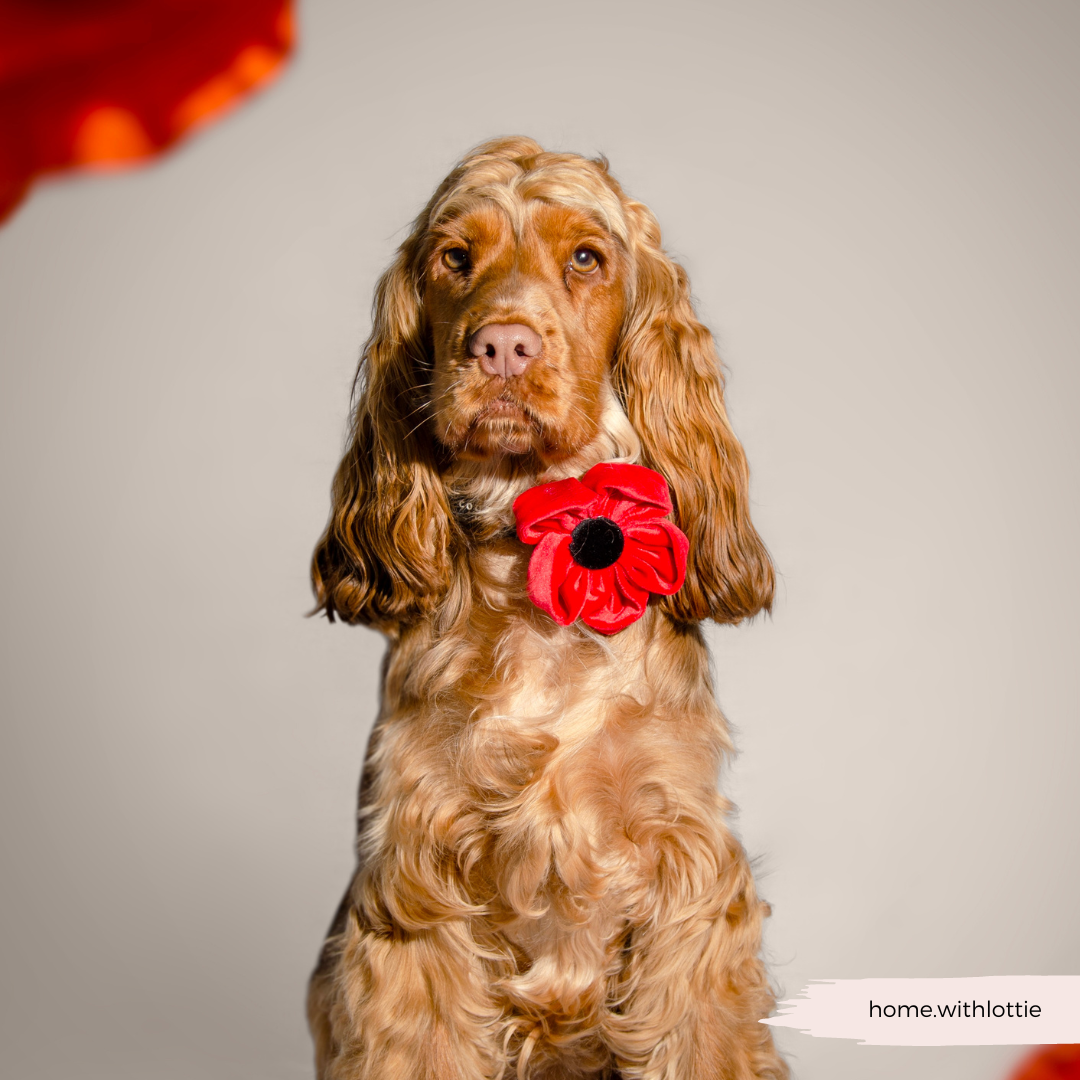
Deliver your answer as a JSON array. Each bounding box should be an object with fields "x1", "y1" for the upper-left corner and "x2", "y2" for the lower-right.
[{"x1": 308, "y1": 137, "x2": 787, "y2": 1080}]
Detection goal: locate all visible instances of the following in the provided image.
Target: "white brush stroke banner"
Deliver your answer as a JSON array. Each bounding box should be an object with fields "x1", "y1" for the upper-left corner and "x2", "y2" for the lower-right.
[{"x1": 761, "y1": 977, "x2": 1080, "y2": 1045}]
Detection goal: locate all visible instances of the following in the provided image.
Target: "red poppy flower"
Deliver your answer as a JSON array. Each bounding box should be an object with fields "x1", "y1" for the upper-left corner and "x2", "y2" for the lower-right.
[{"x1": 513, "y1": 463, "x2": 689, "y2": 634}]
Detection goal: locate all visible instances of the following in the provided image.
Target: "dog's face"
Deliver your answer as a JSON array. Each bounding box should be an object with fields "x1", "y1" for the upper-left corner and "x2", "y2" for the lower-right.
[{"x1": 423, "y1": 200, "x2": 628, "y2": 465}]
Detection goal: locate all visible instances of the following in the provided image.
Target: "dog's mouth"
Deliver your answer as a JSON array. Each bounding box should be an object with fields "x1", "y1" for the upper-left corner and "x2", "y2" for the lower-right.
[
  {"x1": 461, "y1": 393, "x2": 542, "y2": 457},
  {"x1": 473, "y1": 394, "x2": 532, "y2": 423}
]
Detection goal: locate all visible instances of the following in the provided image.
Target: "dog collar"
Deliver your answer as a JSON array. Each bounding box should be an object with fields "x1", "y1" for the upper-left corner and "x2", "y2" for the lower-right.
[{"x1": 513, "y1": 463, "x2": 688, "y2": 634}]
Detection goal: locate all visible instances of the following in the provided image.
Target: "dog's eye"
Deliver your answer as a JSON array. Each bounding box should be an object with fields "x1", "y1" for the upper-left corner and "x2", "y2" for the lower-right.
[
  {"x1": 570, "y1": 247, "x2": 600, "y2": 273},
  {"x1": 442, "y1": 248, "x2": 470, "y2": 271}
]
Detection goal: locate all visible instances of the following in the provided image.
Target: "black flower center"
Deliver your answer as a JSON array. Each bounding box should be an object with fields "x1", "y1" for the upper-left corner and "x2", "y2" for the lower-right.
[{"x1": 569, "y1": 516, "x2": 624, "y2": 570}]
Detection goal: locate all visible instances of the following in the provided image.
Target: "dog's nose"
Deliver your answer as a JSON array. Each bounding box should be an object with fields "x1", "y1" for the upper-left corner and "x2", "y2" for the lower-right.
[{"x1": 468, "y1": 323, "x2": 542, "y2": 378}]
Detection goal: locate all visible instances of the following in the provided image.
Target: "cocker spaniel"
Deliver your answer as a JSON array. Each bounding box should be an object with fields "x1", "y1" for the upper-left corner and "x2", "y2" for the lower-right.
[{"x1": 308, "y1": 137, "x2": 786, "y2": 1080}]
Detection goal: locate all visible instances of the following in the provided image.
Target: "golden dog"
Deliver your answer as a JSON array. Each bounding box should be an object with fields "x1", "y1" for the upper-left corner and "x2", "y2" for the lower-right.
[{"x1": 308, "y1": 137, "x2": 786, "y2": 1080}]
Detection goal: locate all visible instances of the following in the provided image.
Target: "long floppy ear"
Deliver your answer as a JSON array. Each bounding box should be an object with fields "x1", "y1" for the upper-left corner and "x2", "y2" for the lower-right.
[
  {"x1": 614, "y1": 200, "x2": 774, "y2": 625},
  {"x1": 311, "y1": 236, "x2": 457, "y2": 630}
]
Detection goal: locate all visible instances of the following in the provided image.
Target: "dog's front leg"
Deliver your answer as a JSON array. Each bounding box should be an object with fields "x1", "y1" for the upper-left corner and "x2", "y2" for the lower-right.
[
  {"x1": 602, "y1": 834, "x2": 788, "y2": 1080},
  {"x1": 309, "y1": 881, "x2": 503, "y2": 1080}
]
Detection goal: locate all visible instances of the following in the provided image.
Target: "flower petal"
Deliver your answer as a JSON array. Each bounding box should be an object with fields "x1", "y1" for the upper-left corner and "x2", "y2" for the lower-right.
[
  {"x1": 0, "y1": 0, "x2": 295, "y2": 227},
  {"x1": 621, "y1": 521, "x2": 689, "y2": 595},
  {"x1": 527, "y1": 533, "x2": 587, "y2": 625},
  {"x1": 514, "y1": 477, "x2": 598, "y2": 544},
  {"x1": 581, "y1": 563, "x2": 650, "y2": 634},
  {"x1": 579, "y1": 463, "x2": 673, "y2": 525}
]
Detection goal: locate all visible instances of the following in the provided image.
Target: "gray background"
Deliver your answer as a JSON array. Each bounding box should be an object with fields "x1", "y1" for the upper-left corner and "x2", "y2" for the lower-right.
[{"x1": 1, "y1": 1, "x2": 1077, "y2": 1078}]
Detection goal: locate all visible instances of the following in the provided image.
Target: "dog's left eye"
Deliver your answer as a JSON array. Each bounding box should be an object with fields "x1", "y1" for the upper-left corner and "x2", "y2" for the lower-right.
[
  {"x1": 443, "y1": 248, "x2": 470, "y2": 271},
  {"x1": 570, "y1": 248, "x2": 599, "y2": 272}
]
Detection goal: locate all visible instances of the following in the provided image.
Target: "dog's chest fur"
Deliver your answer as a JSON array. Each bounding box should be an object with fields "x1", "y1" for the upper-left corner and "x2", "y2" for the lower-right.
[
  {"x1": 366, "y1": 582, "x2": 724, "y2": 1026},
  {"x1": 466, "y1": 626, "x2": 644, "y2": 1011}
]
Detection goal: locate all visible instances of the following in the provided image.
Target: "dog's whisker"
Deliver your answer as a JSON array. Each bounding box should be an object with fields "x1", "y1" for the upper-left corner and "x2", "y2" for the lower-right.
[
  {"x1": 398, "y1": 398, "x2": 433, "y2": 423},
  {"x1": 402, "y1": 411, "x2": 435, "y2": 441}
]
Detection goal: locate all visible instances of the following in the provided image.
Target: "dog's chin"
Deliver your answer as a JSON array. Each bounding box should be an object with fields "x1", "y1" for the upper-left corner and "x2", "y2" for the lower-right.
[
  {"x1": 461, "y1": 421, "x2": 536, "y2": 460},
  {"x1": 446, "y1": 399, "x2": 582, "y2": 466}
]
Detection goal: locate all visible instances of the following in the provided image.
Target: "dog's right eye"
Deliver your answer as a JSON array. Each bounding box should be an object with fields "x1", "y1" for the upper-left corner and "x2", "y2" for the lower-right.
[{"x1": 442, "y1": 248, "x2": 470, "y2": 271}]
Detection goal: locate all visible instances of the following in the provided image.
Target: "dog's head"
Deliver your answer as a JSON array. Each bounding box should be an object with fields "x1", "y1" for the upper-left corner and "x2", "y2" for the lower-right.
[{"x1": 313, "y1": 137, "x2": 773, "y2": 631}]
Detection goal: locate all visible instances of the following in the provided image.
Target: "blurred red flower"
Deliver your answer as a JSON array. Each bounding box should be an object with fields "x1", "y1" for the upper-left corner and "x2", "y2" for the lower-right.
[
  {"x1": 513, "y1": 462, "x2": 689, "y2": 635},
  {"x1": 1009, "y1": 1045, "x2": 1080, "y2": 1080},
  {"x1": 0, "y1": 0, "x2": 294, "y2": 224}
]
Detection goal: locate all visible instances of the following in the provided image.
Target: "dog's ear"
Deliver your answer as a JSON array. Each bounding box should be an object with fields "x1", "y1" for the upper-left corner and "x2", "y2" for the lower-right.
[
  {"x1": 614, "y1": 200, "x2": 774, "y2": 625},
  {"x1": 312, "y1": 240, "x2": 457, "y2": 631}
]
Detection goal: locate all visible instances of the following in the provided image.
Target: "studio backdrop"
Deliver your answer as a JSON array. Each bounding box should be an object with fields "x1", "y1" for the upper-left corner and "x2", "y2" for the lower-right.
[{"x1": 1, "y1": 2, "x2": 1077, "y2": 1079}]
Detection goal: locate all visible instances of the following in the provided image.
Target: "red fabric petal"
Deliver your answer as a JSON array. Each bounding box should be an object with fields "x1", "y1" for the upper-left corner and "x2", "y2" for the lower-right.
[
  {"x1": 0, "y1": 0, "x2": 295, "y2": 226},
  {"x1": 526, "y1": 533, "x2": 588, "y2": 626},
  {"x1": 579, "y1": 463, "x2": 673, "y2": 526},
  {"x1": 514, "y1": 477, "x2": 599, "y2": 544},
  {"x1": 622, "y1": 521, "x2": 689, "y2": 595},
  {"x1": 580, "y1": 564, "x2": 650, "y2": 634}
]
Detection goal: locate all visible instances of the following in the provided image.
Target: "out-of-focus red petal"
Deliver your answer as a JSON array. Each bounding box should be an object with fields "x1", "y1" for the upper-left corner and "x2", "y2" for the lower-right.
[
  {"x1": 622, "y1": 521, "x2": 689, "y2": 595},
  {"x1": 527, "y1": 533, "x2": 588, "y2": 626},
  {"x1": 580, "y1": 564, "x2": 650, "y2": 634},
  {"x1": 0, "y1": 0, "x2": 295, "y2": 226},
  {"x1": 514, "y1": 477, "x2": 598, "y2": 543},
  {"x1": 1008, "y1": 1045, "x2": 1080, "y2": 1080}
]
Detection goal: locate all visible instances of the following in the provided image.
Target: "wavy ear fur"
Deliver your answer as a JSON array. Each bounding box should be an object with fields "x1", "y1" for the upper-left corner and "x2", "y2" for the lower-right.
[
  {"x1": 614, "y1": 200, "x2": 774, "y2": 625},
  {"x1": 311, "y1": 235, "x2": 457, "y2": 631}
]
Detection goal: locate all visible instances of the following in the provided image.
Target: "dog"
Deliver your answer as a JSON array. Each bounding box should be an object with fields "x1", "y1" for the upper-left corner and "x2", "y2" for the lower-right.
[{"x1": 307, "y1": 136, "x2": 787, "y2": 1080}]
